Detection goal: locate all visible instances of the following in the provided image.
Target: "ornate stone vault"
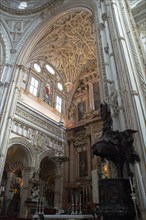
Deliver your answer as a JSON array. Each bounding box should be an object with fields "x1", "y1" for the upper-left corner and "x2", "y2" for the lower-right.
[
  {"x1": 29, "y1": 10, "x2": 97, "y2": 85},
  {"x1": 0, "y1": 0, "x2": 64, "y2": 15}
]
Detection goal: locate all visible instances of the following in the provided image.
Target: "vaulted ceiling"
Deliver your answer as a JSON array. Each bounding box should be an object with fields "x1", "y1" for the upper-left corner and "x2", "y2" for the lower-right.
[
  {"x1": 0, "y1": 1, "x2": 98, "y2": 89},
  {"x1": 28, "y1": 10, "x2": 97, "y2": 85}
]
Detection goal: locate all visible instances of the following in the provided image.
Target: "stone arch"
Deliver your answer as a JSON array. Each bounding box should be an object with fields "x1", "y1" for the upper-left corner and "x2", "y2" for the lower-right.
[
  {"x1": 39, "y1": 149, "x2": 56, "y2": 163},
  {"x1": 10, "y1": 0, "x2": 102, "y2": 105},
  {"x1": 0, "y1": 21, "x2": 12, "y2": 64},
  {"x1": 8, "y1": 137, "x2": 34, "y2": 167}
]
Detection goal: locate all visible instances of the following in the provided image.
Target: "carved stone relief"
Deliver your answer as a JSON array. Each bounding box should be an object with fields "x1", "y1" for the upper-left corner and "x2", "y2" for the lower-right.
[
  {"x1": 15, "y1": 106, "x2": 60, "y2": 135},
  {"x1": 109, "y1": 87, "x2": 119, "y2": 117},
  {"x1": 29, "y1": 11, "x2": 96, "y2": 85},
  {"x1": 0, "y1": 35, "x2": 6, "y2": 77},
  {"x1": 3, "y1": 18, "x2": 31, "y2": 48},
  {"x1": 11, "y1": 119, "x2": 64, "y2": 154},
  {"x1": 74, "y1": 137, "x2": 87, "y2": 147}
]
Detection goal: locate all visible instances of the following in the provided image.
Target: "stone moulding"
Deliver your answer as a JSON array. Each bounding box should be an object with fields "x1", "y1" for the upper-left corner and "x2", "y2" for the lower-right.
[{"x1": 0, "y1": 0, "x2": 64, "y2": 15}]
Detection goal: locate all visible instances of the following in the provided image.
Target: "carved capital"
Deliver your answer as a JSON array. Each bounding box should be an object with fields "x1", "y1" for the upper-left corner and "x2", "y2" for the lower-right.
[
  {"x1": 10, "y1": 49, "x2": 17, "y2": 54},
  {"x1": 99, "y1": 23, "x2": 105, "y2": 30},
  {"x1": 104, "y1": 44, "x2": 109, "y2": 54},
  {"x1": 102, "y1": 13, "x2": 108, "y2": 21}
]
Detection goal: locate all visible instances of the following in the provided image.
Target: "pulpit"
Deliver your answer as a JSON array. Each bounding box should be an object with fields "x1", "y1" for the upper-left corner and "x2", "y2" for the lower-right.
[{"x1": 97, "y1": 179, "x2": 135, "y2": 220}]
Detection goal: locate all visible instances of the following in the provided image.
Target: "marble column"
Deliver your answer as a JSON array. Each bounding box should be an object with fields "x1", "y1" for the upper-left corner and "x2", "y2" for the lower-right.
[{"x1": 19, "y1": 167, "x2": 34, "y2": 218}]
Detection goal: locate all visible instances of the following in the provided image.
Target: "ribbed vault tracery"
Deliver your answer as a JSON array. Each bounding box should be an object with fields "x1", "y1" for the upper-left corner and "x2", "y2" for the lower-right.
[{"x1": 28, "y1": 10, "x2": 97, "y2": 85}]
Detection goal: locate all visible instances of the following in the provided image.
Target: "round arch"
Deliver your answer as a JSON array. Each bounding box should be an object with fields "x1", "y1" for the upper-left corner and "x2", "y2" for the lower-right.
[
  {"x1": 8, "y1": 137, "x2": 34, "y2": 167},
  {"x1": 39, "y1": 149, "x2": 56, "y2": 163}
]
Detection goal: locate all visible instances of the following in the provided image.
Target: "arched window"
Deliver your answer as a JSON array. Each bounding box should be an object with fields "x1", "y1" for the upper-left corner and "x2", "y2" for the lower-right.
[
  {"x1": 34, "y1": 63, "x2": 41, "y2": 73},
  {"x1": 56, "y1": 96, "x2": 62, "y2": 113},
  {"x1": 46, "y1": 64, "x2": 55, "y2": 75},
  {"x1": 57, "y1": 82, "x2": 63, "y2": 91}
]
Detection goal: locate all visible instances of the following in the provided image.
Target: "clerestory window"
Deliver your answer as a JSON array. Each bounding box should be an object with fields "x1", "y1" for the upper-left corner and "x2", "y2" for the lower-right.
[
  {"x1": 46, "y1": 64, "x2": 55, "y2": 75},
  {"x1": 29, "y1": 77, "x2": 39, "y2": 96},
  {"x1": 34, "y1": 63, "x2": 41, "y2": 73},
  {"x1": 56, "y1": 96, "x2": 62, "y2": 113}
]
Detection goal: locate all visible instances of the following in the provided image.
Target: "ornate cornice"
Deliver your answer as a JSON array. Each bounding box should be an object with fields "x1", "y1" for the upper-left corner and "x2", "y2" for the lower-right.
[{"x1": 15, "y1": 102, "x2": 61, "y2": 135}]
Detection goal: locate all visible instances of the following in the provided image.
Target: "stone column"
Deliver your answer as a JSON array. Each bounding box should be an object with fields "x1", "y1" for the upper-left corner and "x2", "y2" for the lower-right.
[
  {"x1": 96, "y1": 0, "x2": 120, "y2": 130},
  {"x1": 54, "y1": 156, "x2": 67, "y2": 211},
  {"x1": 19, "y1": 167, "x2": 34, "y2": 218},
  {"x1": 111, "y1": 0, "x2": 145, "y2": 140},
  {"x1": 64, "y1": 142, "x2": 69, "y2": 183},
  {"x1": 3, "y1": 172, "x2": 14, "y2": 216},
  {"x1": 0, "y1": 65, "x2": 24, "y2": 183},
  {"x1": 101, "y1": 0, "x2": 126, "y2": 130},
  {"x1": 85, "y1": 127, "x2": 92, "y2": 176},
  {"x1": 107, "y1": 0, "x2": 146, "y2": 217},
  {"x1": 54, "y1": 175, "x2": 60, "y2": 210},
  {"x1": 69, "y1": 140, "x2": 74, "y2": 182},
  {"x1": 88, "y1": 83, "x2": 94, "y2": 110}
]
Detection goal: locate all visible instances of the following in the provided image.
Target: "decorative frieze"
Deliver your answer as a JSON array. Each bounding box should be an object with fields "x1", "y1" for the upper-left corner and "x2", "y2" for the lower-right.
[
  {"x1": 74, "y1": 138, "x2": 87, "y2": 147},
  {"x1": 11, "y1": 120, "x2": 64, "y2": 153},
  {"x1": 15, "y1": 106, "x2": 61, "y2": 136}
]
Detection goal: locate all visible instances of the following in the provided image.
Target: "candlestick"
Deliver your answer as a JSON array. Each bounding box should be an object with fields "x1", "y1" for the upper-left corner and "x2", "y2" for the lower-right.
[
  {"x1": 35, "y1": 198, "x2": 39, "y2": 214},
  {"x1": 71, "y1": 192, "x2": 74, "y2": 215},
  {"x1": 75, "y1": 192, "x2": 78, "y2": 214},
  {"x1": 79, "y1": 193, "x2": 82, "y2": 214}
]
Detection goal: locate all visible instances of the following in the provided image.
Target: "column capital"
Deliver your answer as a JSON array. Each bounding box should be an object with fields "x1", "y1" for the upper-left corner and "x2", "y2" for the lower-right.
[
  {"x1": 102, "y1": 13, "x2": 108, "y2": 21},
  {"x1": 99, "y1": 23, "x2": 105, "y2": 31}
]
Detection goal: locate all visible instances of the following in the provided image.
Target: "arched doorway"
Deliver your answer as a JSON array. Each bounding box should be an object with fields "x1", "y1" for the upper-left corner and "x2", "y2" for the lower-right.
[
  {"x1": 0, "y1": 144, "x2": 31, "y2": 217},
  {"x1": 39, "y1": 157, "x2": 57, "y2": 213}
]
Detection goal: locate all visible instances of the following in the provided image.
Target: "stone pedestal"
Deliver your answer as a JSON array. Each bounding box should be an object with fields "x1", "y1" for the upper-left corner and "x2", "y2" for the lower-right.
[
  {"x1": 25, "y1": 200, "x2": 37, "y2": 219},
  {"x1": 97, "y1": 179, "x2": 135, "y2": 220}
]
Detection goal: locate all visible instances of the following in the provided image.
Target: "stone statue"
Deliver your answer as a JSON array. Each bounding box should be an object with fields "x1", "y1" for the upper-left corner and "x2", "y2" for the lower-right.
[
  {"x1": 31, "y1": 185, "x2": 40, "y2": 201},
  {"x1": 92, "y1": 102, "x2": 140, "y2": 178}
]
